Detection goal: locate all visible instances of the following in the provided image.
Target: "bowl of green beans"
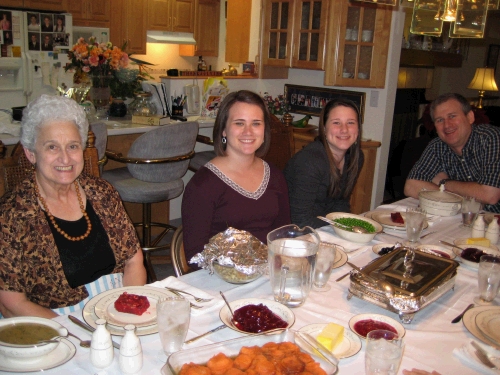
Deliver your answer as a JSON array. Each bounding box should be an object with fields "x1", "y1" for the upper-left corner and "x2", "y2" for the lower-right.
[{"x1": 325, "y1": 212, "x2": 383, "y2": 243}]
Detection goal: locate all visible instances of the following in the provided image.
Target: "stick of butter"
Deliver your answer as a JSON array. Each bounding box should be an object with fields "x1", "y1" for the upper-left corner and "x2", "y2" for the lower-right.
[
  {"x1": 316, "y1": 323, "x2": 344, "y2": 351},
  {"x1": 466, "y1": 238, "x2": 491, "y2": 247}
]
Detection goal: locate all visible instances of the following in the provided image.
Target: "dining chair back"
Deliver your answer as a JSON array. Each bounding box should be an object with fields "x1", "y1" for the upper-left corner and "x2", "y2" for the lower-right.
[
  {"x1": 102, "y1": 122, "x2": 199, "y2": 282},
  {"x1": 262, "y1": 113, "x2": 295, "y2": 170},
  {"x1": 170, "y1": 225, "x2": 193, "y2": 277},
  {"x1": 0, "y1": 128, "x2": 102, "y2": 197}
]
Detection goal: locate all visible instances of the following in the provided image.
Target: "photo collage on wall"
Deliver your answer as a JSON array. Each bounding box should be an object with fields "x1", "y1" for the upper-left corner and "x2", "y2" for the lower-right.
[
  {"x1": 27, "y1": 12, "x2": 69, "y2": 52},
  {"x1": 1, "y1": 10, "x2": 13, "y2": 46}
]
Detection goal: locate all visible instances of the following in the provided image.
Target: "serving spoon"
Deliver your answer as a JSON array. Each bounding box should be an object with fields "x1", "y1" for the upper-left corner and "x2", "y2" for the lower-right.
[
  {"x1": 219, "y1": 291, "x2": 235, "y2": 323},
  {"x1": 317, "y1": 216, "x2": 368, "y2": 234}
]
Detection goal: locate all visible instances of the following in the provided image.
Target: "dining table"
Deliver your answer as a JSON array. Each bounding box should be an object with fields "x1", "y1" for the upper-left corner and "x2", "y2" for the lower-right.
[{"x1": 2, "y1": 197, "x2": 499, "y2": 375}]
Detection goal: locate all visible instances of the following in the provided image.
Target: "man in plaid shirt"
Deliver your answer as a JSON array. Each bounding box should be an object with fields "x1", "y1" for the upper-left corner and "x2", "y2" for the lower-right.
[{"x1": 404, "y1": 93, "x2": 500, "y2": 213}]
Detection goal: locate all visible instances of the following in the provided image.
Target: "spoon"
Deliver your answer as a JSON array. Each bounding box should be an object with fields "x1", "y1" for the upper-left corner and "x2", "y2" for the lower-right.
[
  {"x1": 38, "y1": 333, "x2": 91, "y2": 348},
  {"x1": 317, "y1": 216, "x2": 368, "y2": 234},
  {"x1": 219, "y1": 291, "x2": 235, "y2": 323},
  {"x1": 346, "y1": 261, "x2": 395, "y2": 295},
  {"x1": 67, "y1": 332, "x2": 91, "y2": 348}
]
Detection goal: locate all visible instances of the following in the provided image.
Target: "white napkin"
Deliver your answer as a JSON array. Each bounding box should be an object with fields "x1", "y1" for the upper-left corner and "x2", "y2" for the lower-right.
[
  {"x1": 148, "y1": 276, "x2": 224, "y2": 316},
  {"x1": 453, "y1": 341, "x2": 500, "y2": 374}
]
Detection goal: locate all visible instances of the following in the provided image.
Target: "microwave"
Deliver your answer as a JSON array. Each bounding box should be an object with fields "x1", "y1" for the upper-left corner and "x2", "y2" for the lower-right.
[{"x1": 73, "y1": 26, "x2": 110, "y2": 44}]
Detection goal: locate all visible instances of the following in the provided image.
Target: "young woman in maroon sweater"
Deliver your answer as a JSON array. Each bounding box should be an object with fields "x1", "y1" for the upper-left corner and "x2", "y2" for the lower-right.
[{"x1": 182, "y1": 90, "x2": 290, "y2": 265}]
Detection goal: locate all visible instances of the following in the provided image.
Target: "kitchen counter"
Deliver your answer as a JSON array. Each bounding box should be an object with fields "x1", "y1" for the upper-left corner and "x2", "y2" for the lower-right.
[{"x1": 0, "y1": 115, "x2": 215, "y2": 146}]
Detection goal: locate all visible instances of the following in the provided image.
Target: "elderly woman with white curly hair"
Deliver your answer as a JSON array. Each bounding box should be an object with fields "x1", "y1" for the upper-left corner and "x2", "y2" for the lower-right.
[{"x1": 0, "y1": 95, "x2": 146, "y2": 318}]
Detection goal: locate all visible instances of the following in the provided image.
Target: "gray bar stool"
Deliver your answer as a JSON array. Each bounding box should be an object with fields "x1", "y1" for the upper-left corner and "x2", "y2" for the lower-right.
[{"x1": 103, "y1": 122, "x2": 199, "y2": 282}]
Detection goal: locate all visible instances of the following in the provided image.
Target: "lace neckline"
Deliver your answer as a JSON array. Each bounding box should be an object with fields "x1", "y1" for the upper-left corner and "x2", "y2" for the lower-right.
[{"x1": 206, "y1": 160, "x2": 270, "y2": 200}]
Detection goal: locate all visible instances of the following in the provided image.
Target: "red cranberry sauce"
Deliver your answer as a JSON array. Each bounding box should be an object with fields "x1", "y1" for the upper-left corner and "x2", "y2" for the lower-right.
[
  {"x1": 353, "y1": 319, "x2": 397, "y2": 337},
  {"x1": 233, "y1": 304, "x2": 288, "y2": 333}
]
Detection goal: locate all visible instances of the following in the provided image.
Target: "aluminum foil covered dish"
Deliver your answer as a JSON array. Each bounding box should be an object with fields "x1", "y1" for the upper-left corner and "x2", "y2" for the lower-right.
[{"x1": 190, "y1": 227, "x2": 268, "y2": 284}]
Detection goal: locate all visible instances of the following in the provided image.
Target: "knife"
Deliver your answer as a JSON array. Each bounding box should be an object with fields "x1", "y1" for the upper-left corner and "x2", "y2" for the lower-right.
[
  {"x1": 296, "y1": 331, "x2": 339, "y2": 367},
  {"x1": 68, "y1": 315, "x2": 121, "y2": 350},
  {"x1": 451, "y1": 303, "x2": 474, "y2": 323},
  {"x1": 471, "y1": 341, "x2": 498, "y2": 369},
  {"x1": 184, "y1": 325, "x2": 227, "y2": 344}
]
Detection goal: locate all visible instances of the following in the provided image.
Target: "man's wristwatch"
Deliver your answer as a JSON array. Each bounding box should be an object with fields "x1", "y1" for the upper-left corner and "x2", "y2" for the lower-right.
[{"x1": 439, "y1": 179, "x2": 450, "y2": 188}]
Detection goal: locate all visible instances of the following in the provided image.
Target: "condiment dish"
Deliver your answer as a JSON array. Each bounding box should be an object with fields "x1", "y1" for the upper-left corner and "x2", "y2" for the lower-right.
[{"x1": 326, "y1": 212, "x2": 382, "y2": 243}]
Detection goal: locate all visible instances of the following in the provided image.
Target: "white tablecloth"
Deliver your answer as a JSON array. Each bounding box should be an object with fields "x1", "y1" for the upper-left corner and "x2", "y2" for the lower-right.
[{"x1": 4, "y1": 197, "x2": 499, "y2": 374}]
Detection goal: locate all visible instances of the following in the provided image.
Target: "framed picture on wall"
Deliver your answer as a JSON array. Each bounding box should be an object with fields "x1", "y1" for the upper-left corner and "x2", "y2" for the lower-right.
[
  {"x1": 284, "y1": 84, "x2": 366, "y2": 122},
  {"x1": 487, "y1": 44, "x2": 500, "y2": 71}
]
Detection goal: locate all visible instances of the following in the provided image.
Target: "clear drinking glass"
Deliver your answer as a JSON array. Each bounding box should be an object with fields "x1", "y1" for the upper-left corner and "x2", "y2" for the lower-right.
[
  {"x1": 365, "y1": 330, "x2": 404, "y2": 375},
  {"x1": 156, "y1": 297, "x2": 190, "y2": 359},
  {"x1": 405, "y1": 207, "x2": 426, "y2": 246},
  {"x1": 461, "y1": 196, "x2": 482, "y2": 227},
  {"x1": 475, "y1": 254, "x2": 500, "y2": 305},
  {"x1": 313, "y1": 242, "x2": 340, "y2": 292}
]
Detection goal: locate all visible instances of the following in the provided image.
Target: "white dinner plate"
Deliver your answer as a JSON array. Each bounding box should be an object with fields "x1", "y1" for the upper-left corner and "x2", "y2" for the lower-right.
[
  {"x1": 454, "y1": 238, "x2": 499, "y2": 252},
  {"x1": 365, "y1": 210, "x2": 429, "y2": 232},
  {"x1": 299, "y1": 323, "x2": 361, "y2": 359},
  {"x1": 348, "y1": 313, "x2": 405, "y2": 339},
  {"x1": 475, "y1": 309, "x2": 500, "y2": 346},
  {"x1": 94, "y1": 290, "x2": 158, "y2": 328},
  {"x1": 332, "y1": 246, "x2": 348, "y2": 269},
  {"x1": 83, "y1": 286, "x2": 175, "y2": 336},
  {"x1": 451, "y1": 245, "x2": 500, "y2": 270},
  {"x1": 219, "y1": 298, "x2": 295, "y2": 334},
  {"x1": 0, "y1": 338, "x2": 76, "y2": 373},
  {"x1": 463, "y1": 305, "x2": 500, "y2": 350}
]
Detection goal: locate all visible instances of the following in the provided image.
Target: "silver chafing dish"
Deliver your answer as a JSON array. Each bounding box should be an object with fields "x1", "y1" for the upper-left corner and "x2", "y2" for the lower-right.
[{"x1": 347, "y1": 247, "x2": 459, "y2": 323}]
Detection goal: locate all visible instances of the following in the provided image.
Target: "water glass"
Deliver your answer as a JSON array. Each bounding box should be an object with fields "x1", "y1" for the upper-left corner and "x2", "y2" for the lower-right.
[
  {"x1": 365, "y1": 330, "x2": 404, "y2": 375},
  {"x1": 156, "y1": 297, "x2": 190, "y2": 357},
  {"x1": 405, "y1": 207, "x2": 426, "y2": 245},
  {"x1": 313, "y1": 242, "x2": 340, "y2": 292},
  {"x1": 461, "y1": 196, "x2": 482, "y2": 227},
  {"x1": 476, "y1": 254, "x2": 500, "y2": 305}
]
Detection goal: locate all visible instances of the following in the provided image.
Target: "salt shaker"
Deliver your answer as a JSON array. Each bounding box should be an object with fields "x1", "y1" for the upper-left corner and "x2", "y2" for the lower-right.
[
  {"x1": 90, "y1": 319, "x2": 114, "y2": 368},
  {"x1": 119, "y1": 324, "x2": 143, "y2": 374},
  {"x1": 485, "y1": 218, "x2": 499, "y2": 245},
  {"x1": 471, "y1": 215, "x2": 485, "y2": 238}
]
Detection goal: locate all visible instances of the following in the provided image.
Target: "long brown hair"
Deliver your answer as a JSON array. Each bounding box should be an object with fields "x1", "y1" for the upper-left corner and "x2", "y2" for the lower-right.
[
  {"x1": 212, "y1": 90, "x2": 271, "y2": 157},
  {"x1": 318, "y1": 98, "x2": 362, "y2": 198}
]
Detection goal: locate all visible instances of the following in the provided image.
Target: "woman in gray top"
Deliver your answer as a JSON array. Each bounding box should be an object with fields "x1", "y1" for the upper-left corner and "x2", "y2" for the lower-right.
[{"x1": 284, "y1": 98, "x2": 364, "y2": 228}]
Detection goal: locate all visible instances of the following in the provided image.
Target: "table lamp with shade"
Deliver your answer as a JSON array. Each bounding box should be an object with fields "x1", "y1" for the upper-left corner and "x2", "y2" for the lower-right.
[{"x1": 467, "y1": 67, "x2": 499, "y2": 108}]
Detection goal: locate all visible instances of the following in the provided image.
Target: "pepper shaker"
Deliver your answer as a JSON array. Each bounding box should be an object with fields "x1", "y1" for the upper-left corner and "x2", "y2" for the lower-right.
[
  {"x1": 471, "y1": 215, "x2": 485, "y2": 238},
  {"x1": 119, "y1": 324, "x2": 143, "y2": 374},
  {"x1": 90, "y1": 319, "x2": 114, "y2": 368}
]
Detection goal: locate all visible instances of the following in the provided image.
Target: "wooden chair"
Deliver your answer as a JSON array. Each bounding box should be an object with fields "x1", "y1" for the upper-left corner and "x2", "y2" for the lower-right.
[
  {"x1": 170, "y1": 225, "x2": 193, "y2": 277},
  {"x1": 0, "y1": 129, "x2": 100, "y2": 197}
]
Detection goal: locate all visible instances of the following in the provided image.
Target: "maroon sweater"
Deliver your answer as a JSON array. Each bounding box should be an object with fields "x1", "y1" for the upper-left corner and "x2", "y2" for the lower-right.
[{"x1": 182, "y1": 161, "x2": 291, "y2": 263}]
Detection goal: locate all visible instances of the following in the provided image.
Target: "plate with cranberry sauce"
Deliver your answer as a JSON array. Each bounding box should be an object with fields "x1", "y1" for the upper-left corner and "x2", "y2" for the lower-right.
[
  {"x1": 452, "y1": 245, "x2": 500, "y2": 270},
  {"x1": 348, "y1": 313, "x2": 405, "y2": 339},
  {"x1": 219, "y1": 298, "x2": 295, "y2": 334}
]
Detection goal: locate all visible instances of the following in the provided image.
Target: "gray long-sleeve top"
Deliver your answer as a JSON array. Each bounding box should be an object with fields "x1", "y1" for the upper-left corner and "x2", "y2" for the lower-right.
[{"x1": 284, "y1": 139, "x2": 364, "y2": 228}]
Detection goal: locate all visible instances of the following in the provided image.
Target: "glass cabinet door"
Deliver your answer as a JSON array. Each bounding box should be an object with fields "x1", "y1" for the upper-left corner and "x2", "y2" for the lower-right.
[
  {"x1": 291, "y1": 0, "x2": 328, "y2": 69},
  {"x1": 262, "y1": 0, "x2": 294, "y2": 67},
  {"x1": 324, "y1": 0, "x2": 392, "y2": 88}
]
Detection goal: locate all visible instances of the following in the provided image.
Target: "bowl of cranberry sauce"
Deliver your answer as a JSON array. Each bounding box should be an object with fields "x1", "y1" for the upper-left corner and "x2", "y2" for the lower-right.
[
  {"x1": 219, "y1": 298, "x2": 295, "y2": 334},
  {"x1": 348, "y1": 313, "x2": 405, "y2": 339}
]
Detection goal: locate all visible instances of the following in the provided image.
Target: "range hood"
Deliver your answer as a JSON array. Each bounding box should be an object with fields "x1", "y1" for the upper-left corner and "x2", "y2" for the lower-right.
[{"x1": 146, "y1": 31, "x2": 196, "y2": 45}]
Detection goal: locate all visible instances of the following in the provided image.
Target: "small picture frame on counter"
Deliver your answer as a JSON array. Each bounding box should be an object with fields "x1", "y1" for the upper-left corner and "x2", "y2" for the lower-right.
[{"x1": 242, "y1": 62, "x2": 255, "y2": 75}]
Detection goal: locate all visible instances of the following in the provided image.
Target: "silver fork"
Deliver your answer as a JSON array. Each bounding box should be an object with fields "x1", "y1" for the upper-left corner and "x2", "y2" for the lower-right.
[
  {"x1": 168, "y1": 289, "x2": 203, "y2": 309},
  {"x1": 165, "y1": 287, "x2": 213, "y2": 303}
]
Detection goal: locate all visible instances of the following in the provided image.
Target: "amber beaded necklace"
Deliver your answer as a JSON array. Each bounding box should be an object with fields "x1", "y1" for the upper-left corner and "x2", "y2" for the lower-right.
[{"x1": 34, "y1": 179, "x2": 92, "y2": 241}]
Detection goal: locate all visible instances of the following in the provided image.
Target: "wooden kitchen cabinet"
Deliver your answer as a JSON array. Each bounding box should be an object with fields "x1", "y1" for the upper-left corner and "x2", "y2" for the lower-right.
[
  {"x1": 292, "y1": 131, "x2": 381, "y2": 214},
  {"x1": 23, "y1": 0, "x2": 66, "y2": 11},
  {"x1": 323, "y1": 0, "x2": 392, "y2": 88},
  {"x1": 261, "y1": 0, "x2": 328, "y2": 70},
  {"x1": 68, "y1": 0, "x2": 110, "y2": 27},
  {"x1": 179, "y1": 0, "x2": 220, "y2": 57},
  {"x1": 110, "y1": 0, "x2": 148, "y2": 54},
  {"x1": 148, "y1": 0, "x2": 195, "y2": 33}
]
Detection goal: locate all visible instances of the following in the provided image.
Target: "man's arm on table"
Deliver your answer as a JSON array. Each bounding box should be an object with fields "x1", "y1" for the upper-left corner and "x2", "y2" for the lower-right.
[{"x1": 404, "y1": 171, "x2": 449, "y2": 198}]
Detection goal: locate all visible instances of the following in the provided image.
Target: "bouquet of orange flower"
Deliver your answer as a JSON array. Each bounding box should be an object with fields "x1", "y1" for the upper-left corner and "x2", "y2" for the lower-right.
[{"x1": 66, "y1": 36, "x2": 129, "y2": 78}]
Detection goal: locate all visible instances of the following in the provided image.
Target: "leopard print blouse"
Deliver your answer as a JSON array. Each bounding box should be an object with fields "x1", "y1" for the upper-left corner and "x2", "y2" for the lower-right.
[{"x1": 0, "y1": 173, "x2": 141, "y2": 309}]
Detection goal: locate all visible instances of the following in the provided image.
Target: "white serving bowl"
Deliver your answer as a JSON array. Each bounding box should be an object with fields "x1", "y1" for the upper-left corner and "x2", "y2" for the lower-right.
[
  {"x1": 419, "y1": 189, "x2": 462, "y2": 216},
  {"x1": 0, "y1": 317, "x2": 68, "y2": 361},
  {"x1": 326, "y1": 212, "x2": 382, "y2": 243}
]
